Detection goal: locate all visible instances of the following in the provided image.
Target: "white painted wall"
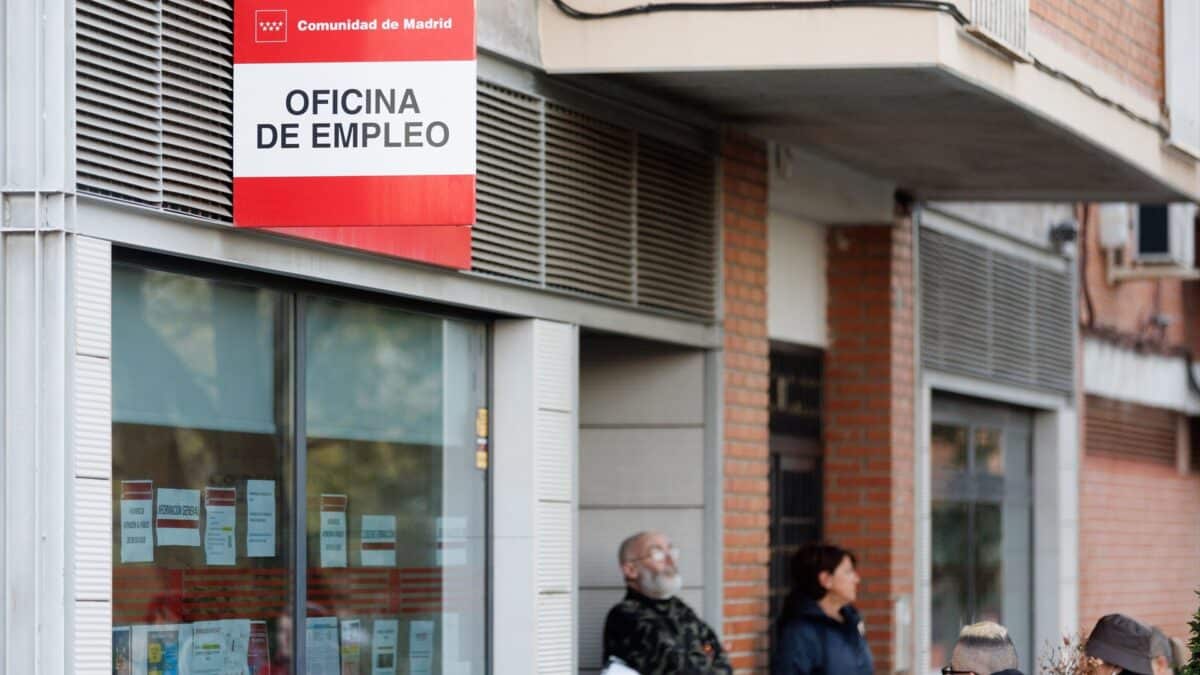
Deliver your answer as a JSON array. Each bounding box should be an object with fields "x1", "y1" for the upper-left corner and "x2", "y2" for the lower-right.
[
  {"x1": 767, "y1": 143, "x2": 895, "y2": 226},
  {"x1": 1083, "y1": 337, "x2": 1200, "y2": 414},
  {"x1": 577, "y1": 335, "x2": 709, "y2": 674},
  {"x1": 768, "y1": 212, "x2": 827, "y2": 347}
]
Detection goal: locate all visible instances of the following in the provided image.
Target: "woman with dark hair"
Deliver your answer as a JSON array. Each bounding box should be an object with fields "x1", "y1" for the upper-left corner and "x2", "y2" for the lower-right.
[{"x1": 773, "y1": 542, "x2": 873, "y2": 675}]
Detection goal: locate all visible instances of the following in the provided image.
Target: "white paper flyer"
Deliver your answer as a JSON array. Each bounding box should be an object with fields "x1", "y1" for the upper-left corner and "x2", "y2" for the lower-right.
[
  {"x1": 204, "y1": 487, "x2": 237, "y2": 566},
  {"x1": 156, "y1": 488, "x2": 201, "y2": 547},
  {"x1": 319, "y1": 494, "x2": 347, "y2": 568},
  {"x1": 190, "y1": 620, "x2": 227, "y2": 674},
  {"x1": 246, "y1": 479, "x2": 276, "y2": 558},
  {"x1": 340, "y1": 619, "x2": 367, "y2": 675},
  {"x1": 408, "y1": 620, "x2": 434, "y2": 675},
  {"x1": 436, "y1": 516, "x2": 468, "y2": 566},
  {"x1": 221, "y1": 619, "x2": 251, "y2": 675},
  {"x1": 120, "y1": 480, "x2": 154, "y2": 563},
  {"x1": 360, "y1": 515, "x2": 396, "y2": 567},
  {"x1": 305, "y1": 617, "x2": 340, "y2": 675},
  {"x1": 370, "y1": 619, "x2": 398, "y2": 675}
]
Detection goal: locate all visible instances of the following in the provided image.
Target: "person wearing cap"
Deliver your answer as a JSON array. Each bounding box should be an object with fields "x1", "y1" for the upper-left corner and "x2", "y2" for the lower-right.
[
  {"x1": 940, "y1": 621, "x2": 1025, "y2": 675},
  {"x1": 1084, "y1": 613, "x2": 1175, "y2": 675}
]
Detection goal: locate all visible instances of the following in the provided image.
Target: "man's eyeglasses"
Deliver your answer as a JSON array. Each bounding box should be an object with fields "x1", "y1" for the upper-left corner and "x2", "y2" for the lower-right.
[
  {"x1": 625, "y1": 545, "x2": 681, "y2": 564},
  {"x1": 940, "y1": 667, "x2": 976, "y2": 675}
]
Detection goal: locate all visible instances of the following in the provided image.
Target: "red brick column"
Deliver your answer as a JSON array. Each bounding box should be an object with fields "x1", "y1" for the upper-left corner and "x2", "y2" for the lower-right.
[
  {"x1": 720, "y1": 130, "x2": 771, "y2": 674},
  {"x1": 824, "y1": 222, "x2": 915, "y2": 674}
]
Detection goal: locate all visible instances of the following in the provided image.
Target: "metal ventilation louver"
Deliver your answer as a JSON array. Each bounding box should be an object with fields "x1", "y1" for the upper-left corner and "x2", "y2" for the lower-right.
[
  {"x1": 471, "y1": 83, "x2": 717, "y2": 318},
  {"x1": 635, "y1": 136, "x2": 716, "y2": 316},
  {"x1": 75, "y1": 0, "x2": 163, "y2": 205},
  {"x1": 543, "y1": 104, "x2": 636, "y2": 303},
  {"x1": 920, "y1": 227, "x2": 1074, "y2": 393},
  {"x1": 76, "y1": 0, "x2": 232, "y2": 221},
  {"x1": 474, "y1": 83, "x2": 544, "y2": 284},
  {"x1": 161, "y1": 0, "x2": 233, "y2": 219}
]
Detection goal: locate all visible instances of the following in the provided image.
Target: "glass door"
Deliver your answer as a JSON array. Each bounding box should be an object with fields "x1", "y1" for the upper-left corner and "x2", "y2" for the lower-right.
[{"x1": 929, "y1": 394, "x2": 1033, "y2": 674}]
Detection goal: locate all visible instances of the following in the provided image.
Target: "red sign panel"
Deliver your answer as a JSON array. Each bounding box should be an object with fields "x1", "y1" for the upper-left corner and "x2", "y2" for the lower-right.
[{"x1": 233, "y1": 0, "x2": 476, "y2": 269}]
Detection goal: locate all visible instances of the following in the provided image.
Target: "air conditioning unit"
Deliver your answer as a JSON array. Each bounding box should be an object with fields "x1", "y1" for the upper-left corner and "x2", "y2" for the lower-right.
[
  {"x1": 1133, "y1": 203, "x2": 1196, "y2": 267},
  {"x1": 1104, "y1": 202, "x2": 1199, "y2": 282}
]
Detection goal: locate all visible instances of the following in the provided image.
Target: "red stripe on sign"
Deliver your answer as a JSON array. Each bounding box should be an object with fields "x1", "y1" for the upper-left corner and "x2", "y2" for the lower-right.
[
  {"x1": 265, "y1": 225, "x2": 471, "y2": 269},
  {"x1": 361, "y1": 543, "x2": 396, "y2": 550},
  {"x1": 158, "y1": 519, "x2": 201, "y2": 529},
  {"x1": 234, "y1": 0, "x2": 475, "y2": 64},
  {"x1": 233, "y1": 175, "x2": 475, "y2": 227}
]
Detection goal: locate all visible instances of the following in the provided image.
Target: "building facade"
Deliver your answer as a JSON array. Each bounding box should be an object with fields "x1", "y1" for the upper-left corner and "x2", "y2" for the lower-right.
[{"x1": 2, "y1": 0, "x2": 1200, "y2": 674}]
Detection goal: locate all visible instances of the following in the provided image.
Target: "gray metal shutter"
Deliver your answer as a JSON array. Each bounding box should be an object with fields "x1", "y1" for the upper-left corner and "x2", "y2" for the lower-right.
[
  {"x1": 920, "y1": 227, "x2": 1074, "y2": 394},
  {"x1": 75, "y1": 0, "x2": 232, "y2": 221}
]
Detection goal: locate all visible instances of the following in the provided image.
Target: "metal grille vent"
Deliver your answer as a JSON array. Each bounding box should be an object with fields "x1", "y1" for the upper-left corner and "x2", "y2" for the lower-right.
[
  {"x1": 472, "y1": 83, "x2": 717, "y2": 318},
  {"x1": 920, "y1": 227, "x2": 1074, "y2": 393},
  {"x1": 76, "y1": 0, "x2": 163, "y2": 205},
  {"x1": 636, "y1": 136, "x2": 716, "y2": 316},
  {"x1": 544, "y1": 104, "x2": 635, "y2": 302},
  {"x1": 1086, "y1": 395, "x2": 1177, "y2": 465},
  {"x1": 76, "y1": 0, "x2": 232, "y2": 221},
  {"x1": 475, "y1": 82, "x2": 544, "y2": 284}
]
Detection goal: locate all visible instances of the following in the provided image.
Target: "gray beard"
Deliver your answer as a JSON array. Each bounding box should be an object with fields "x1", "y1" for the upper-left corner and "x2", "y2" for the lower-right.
[{"x1": 638, "y1": 567, "x2": 683, "y2": 599}]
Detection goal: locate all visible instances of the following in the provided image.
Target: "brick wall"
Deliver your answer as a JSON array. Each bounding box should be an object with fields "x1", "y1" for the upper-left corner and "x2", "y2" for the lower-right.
[
  {"x1": 1080, "y1": 204, "x2": 1188, "y2": 348},
  {"x1": 824, "y1": 222, "x2": 915, "y2": 673},
  {"x1": 1079, "y1": 448, "x2": 1200, "y2": 640},
  {"x1": 721, "y1": 130, "x2": 772, "y2": 674},
  {"x1": 1031, "y1": 0, "x2": 1164, "y2": 99}
]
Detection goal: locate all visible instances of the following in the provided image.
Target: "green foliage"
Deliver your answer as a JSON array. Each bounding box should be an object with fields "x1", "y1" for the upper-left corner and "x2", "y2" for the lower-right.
[{"x1": 1184, "y1": 589, "x2": 1200, "y2": 675}]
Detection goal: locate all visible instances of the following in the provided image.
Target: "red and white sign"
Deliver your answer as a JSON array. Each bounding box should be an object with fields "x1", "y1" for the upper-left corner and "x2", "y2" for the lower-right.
[{"x1": 233, "y1": 0, "x2": 476, "y2": 267}]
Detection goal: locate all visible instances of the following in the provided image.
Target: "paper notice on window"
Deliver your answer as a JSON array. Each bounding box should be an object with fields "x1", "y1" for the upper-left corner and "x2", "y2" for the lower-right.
[
  {"x1": 248, "y1": 621, "x2": 271, "y2": 675},
  {"x1": 222, "y1": 619, "x2": 251, "y2": 675},
  {"x1": 340, "y1": 619, "x2": 367, "y2": 675},
  {"x1": 204, "y1": 487, "x2": 237, "y2": 566},
  {"x1": 132, "y1": 623, "x2": 191, "y2": 675},
  {"x1": 246, "y1": 479, "x2": 276, "y2": 558},
  {"x1": 408, "y1": 621, "x2": 434, "y2": 675},
  {"x1": 114, "y1": 626, "x2": 133, "y2": 675},
  {"x1": 360, "y1": 515, "x2": 396, "y2": 567},
  {"x1": 436, "y1": 516, "x2": 468, "y2": 566},
  {"x1": 190, "y1": 620, "x2": 227, "y2": 675},
  {"x1": 120, "y1": 481, "x2": 154, "y2": 563},
  {"x1": 370, "y1": 619, "x2": 398, "y2": 675},
  {"x1": 306, "y1": 617, "x2": 341, "y2": 675},
  {"x1": 156, "y1": 488, "x2": 201, "y2": 547},
  {"x1": 320, "y1": 494, "x2": 348, "y2": 568}
]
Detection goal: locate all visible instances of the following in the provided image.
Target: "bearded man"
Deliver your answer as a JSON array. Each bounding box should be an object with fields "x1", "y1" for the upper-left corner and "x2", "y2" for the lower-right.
[{"x1": 602, "y1": 531, "x2": 731, "y2": 674}]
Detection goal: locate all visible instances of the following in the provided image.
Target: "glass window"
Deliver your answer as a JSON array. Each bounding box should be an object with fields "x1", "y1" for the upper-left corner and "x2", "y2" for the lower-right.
[
  {"x1": 928, "y1": 400, "x2": 1033, "y2": 674},
  {"x1": 303, "y1": 297, "x2": 487, "y2": 675},
  {"x1": 113, "y1": 264, "x2": 295, "y2": 674},
  {"x1": 113, "y1": 262, "x2": 488, "y2": 675}
]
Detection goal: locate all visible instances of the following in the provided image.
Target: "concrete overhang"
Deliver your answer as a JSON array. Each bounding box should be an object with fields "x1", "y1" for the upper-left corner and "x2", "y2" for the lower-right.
[{"x1": 540, "y1": 2, "x2": 1200, "y2": 202}]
